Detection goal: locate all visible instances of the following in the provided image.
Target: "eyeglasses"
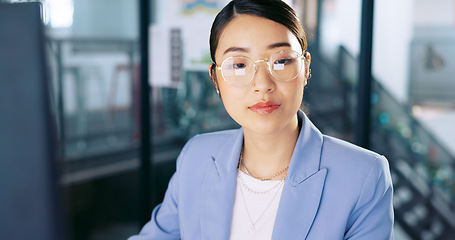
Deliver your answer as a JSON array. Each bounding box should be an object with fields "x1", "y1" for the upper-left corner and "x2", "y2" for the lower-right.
[{"x1": 216, "y1": 49, "x2": 306, "y2": 87}]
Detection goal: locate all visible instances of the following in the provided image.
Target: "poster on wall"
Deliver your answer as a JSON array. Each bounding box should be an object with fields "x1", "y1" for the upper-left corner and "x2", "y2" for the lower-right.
[{"x1": 150, "y1": 0, "x2": 229, "y2": 87}]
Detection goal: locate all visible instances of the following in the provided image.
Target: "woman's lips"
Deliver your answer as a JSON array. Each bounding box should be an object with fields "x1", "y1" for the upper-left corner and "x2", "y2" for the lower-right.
[{"x1": 249, "y1": 101, "x2": 280, "y2": 114}]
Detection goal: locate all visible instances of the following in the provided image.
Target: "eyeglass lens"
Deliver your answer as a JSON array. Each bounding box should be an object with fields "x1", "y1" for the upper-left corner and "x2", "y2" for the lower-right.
[{"x1": 221, "y1": 50, "x2": 303, "y2": 87}]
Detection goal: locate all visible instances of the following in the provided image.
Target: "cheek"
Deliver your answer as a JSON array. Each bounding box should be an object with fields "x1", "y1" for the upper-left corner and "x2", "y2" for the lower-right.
[
  {"x1": 282, "y1": 80, "x2": 305, "y2": 111},
  {"x1": 219, "y1": 89, "x2": 248, "y2": 125},
  {"x1": 287, "y1": 77, "x2": 305, "y2": 99},
  {"x1": 218, "y1": 81, "x2": 247, "y2": 108},
  {"x1": 220, "y1": 88, "x2": 247, "y2": 108}
]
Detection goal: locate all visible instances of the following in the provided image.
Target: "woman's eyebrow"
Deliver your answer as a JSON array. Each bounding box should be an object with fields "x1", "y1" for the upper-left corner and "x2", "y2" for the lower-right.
[
  {"x1": 222, "y1": 42, "x2": 290, "y2": 55},
  {"x1": 223, "y1": 47, "x2": 249, "y2": 55},
  {"x1": 268, "y1": 42, "x2": 291, "y2": 49}
]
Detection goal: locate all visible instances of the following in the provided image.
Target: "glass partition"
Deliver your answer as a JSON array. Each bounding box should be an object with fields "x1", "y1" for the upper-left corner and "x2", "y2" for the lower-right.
[
  {"x1": 312, "y1": 0, "x2": 455, "y2": 238},
  {"x1": 371, "y1": 0, "x2": 455, "y2": 237},
  {"x1": 16, "y1": 0, "x2": 143, "y2": 239}
]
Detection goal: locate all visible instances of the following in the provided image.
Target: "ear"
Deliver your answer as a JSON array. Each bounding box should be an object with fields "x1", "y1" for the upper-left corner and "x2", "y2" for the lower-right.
[
  {"x1": 209, "y1": 63, "x2": 220, "y2": 93},
  {"x1": 304, "y1": 52, "x2": 311, "y2": 64},
  {"x1": 304, "y1": 52, "x2": 312, "y2": 79}
]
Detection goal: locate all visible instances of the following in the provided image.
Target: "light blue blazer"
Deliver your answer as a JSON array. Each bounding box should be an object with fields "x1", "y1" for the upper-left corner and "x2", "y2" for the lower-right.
[{"x1": 129, "y1": 111, "x2": 394, "y2": 239}]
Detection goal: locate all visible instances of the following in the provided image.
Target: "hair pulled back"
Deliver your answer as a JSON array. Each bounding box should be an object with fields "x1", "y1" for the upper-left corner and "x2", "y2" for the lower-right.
[{"x1": 209, "y1": 0, "x2": 307, "y2": 65}]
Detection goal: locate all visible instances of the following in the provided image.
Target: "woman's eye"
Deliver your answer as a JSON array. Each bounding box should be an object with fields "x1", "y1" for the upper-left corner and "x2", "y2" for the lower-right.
[
  {"x1": 275, "y1": 58, "x2": 293, "y2": 65},
  {"x1": 233, "y1": 63, "x2": 246, "y2": 69}
]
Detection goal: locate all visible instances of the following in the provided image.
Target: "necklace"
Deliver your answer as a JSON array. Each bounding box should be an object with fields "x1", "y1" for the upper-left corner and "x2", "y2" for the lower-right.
[
  {"x1": 240, "y1": 152, "x2": 289, "y2": 181},
  {"x1": 238, "y1": 170, "x2": 285, "y2": 195},
  {"x1": 238, "y1": 173, "x2": 284, "y2": 233}
]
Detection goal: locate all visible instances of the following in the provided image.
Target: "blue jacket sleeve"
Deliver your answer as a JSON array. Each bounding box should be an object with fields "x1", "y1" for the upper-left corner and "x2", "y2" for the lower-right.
[
  {"x1": 128, "y1": 138, "x2": 196, "y2": 240},
  {"x1": 345, "y1": 155, "x2": 394, "y2": 239}
]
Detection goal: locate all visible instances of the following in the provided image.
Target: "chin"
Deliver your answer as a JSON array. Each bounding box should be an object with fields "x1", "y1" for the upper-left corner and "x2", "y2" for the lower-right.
[{"x1": 243, "y1": 120, "x2": 286, "y2": 135}]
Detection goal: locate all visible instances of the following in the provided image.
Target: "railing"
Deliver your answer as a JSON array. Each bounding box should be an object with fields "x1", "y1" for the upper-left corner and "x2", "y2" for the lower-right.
[
  {"x1": 46, "y1": 38, "x2": 236, "y2": 185},
  {"x1": 46, "y1": 38, "x2": 140, "y2": 159},
  {"x1": 371, "y1": 75, "x2": 455, "y2": 239}
]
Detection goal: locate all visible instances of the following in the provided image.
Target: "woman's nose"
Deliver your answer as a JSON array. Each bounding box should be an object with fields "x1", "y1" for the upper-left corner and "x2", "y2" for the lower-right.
[{"x1": 252, "y1": 61, "x2": 276, "y2": 94}]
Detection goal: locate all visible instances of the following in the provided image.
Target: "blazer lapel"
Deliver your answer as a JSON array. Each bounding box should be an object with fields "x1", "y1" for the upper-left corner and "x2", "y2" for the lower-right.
[
  {"x1": 201, "y1": 129, "x2": 244, "y2": 240},
  {"x1": 272, "y1": 111, "x2": 327, "y2": 239},
  {"x1": 272, "y1": 169, "x2": 327, "y2": 239}
]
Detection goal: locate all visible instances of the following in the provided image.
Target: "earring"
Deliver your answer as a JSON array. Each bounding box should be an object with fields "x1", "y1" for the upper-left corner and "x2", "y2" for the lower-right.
[
  {"x1": 216, "y1": 89, "x2": 220, "y2": 96},
  {"x1": 308, "y1": 68, "x2": 312, "y2": 79}
]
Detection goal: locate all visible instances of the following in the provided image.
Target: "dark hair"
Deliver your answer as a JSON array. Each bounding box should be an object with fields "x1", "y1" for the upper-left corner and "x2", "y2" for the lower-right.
[{"x1": 209, "y1": 0, "x2": 307, "y2": 65}]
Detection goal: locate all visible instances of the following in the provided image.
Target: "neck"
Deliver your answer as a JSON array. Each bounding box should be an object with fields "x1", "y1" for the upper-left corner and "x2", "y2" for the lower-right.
[{"x1": 241, "y1": 115, "x2": 300, "y2": 180}]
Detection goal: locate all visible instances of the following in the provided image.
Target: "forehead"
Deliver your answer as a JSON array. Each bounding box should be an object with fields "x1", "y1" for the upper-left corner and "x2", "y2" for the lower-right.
[{"x1": 215, "y1": 14, "x2": 301, "y2": 60}]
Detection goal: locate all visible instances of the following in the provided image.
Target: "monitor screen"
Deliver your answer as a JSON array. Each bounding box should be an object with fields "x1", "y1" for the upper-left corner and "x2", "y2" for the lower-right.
[{"x1": 0, "y1": 3, "x2": 64, "y2": 240}]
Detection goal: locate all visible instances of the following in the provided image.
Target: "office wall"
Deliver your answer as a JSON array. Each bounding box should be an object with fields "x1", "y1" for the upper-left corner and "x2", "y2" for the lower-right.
[
  {"x1": 372, "y1": 0, "x2": 414, "y2": 103},
  {"x1": 72, "y1": 0, "x2": 138, "y2": 38}
]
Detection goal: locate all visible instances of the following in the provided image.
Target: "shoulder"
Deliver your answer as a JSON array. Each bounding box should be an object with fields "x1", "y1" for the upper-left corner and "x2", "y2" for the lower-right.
[
  {"x1": 318, "y1": 135, "x2": 391, "y2": 197},
  {"x1": 176, "y1": 129, "x2": 241, "y2": 168},
  {"x1": 183, "y1": 129, "x2": 240, "y2": 153},
  {"x1": 320, "y1": 135, "x2": 389, "y2": 172},
  {"x1": 188, "y1": 129, "x2": 240, "y2": 144},
  {"x1": 317, "y1": 135, "x2": 393, "y2": 214}
]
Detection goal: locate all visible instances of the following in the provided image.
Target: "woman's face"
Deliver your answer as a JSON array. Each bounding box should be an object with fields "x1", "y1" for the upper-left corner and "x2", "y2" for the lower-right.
[{"x1": 211, "y1": 14, "x2": 309, "y2": 136}]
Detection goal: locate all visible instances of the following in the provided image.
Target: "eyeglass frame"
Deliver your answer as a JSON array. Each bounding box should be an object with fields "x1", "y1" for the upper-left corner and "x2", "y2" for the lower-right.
[{"x1": 214, "y1": 49, "x2": 309, "y2": 87}]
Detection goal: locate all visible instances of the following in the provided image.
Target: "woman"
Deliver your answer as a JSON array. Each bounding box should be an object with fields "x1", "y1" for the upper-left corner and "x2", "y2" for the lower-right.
[{"x1": 129, "y1": 0, "x2": 394, "y2": 239}]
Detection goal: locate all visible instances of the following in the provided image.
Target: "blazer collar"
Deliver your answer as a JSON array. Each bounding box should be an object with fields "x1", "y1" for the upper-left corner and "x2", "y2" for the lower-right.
[
  {"x1": 211, "y1": 129, "x2": 244, "y2": 182},
  {"x1": 287, "y1": 110, "x2": 324, "y2": 186},
  {"x1": 200, "y1": 129, "x2": 243, "y2": 239},
  {"x1": 273, "y1": 110, "x2": 327, "y2": 239}
]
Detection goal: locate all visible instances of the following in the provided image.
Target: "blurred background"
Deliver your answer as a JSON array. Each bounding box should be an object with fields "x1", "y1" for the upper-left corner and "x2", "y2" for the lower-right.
[{"x1": 0, "y1": 0, "x2": 454, "y2": 239}]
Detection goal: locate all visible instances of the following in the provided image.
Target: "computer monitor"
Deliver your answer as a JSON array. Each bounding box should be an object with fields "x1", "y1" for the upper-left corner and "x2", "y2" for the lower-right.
[{"x1": 0, "y1": 3, "x2": 64, "y2": 240}]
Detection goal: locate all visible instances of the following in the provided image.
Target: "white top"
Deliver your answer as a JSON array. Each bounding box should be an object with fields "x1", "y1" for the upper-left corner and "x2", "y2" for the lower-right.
[{"x1": 229, "y1": 170, "x2": 285, "y2": 240}]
